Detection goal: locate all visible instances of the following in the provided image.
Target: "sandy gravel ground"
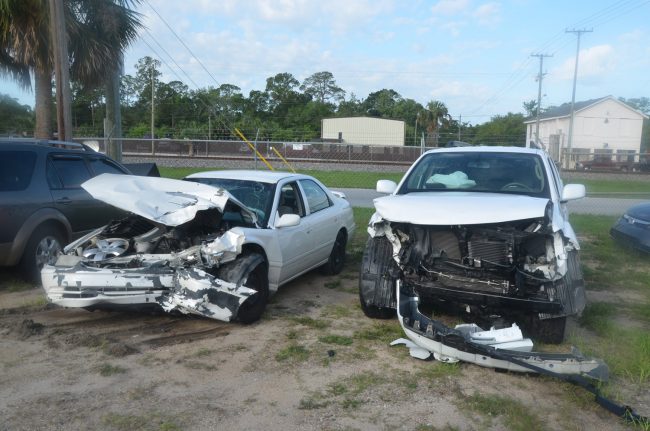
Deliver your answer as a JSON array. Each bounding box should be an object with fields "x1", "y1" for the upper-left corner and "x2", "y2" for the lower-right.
[{"x1": 2, "y1": 257, "x2": 643, "y2": 431}]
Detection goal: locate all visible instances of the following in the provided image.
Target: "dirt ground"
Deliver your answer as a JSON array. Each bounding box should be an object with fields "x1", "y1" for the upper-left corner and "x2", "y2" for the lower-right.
[{"x1": 0, "y1": 262, "x2": 641, "y2": 431}]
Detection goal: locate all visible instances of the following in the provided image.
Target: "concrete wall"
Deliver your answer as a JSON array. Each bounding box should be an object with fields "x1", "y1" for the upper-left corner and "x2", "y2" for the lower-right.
[{"x1": 321, "y1": 117, "x2": 405, "y2": 146}]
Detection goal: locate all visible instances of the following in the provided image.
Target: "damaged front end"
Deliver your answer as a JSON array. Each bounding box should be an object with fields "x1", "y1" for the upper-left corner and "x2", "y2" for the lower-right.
[
  {"x1": 361, "y1": 204, "x2": 586, "y2": 342},
  {"x1": 41, "y1": 174, "x2": 265, "y2": 323}
]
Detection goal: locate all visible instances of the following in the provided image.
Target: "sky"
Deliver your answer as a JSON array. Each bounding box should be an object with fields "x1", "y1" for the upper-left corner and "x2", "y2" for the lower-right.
[{"x1": 2, "y1": 0, "x2": 649, "y2": 125}]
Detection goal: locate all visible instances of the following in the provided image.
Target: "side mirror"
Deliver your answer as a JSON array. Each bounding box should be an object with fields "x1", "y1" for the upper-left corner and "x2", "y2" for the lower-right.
[
  {"x1": 376, "y1": 179, "x2": 397, "y2": 194},
  {"x1": 561, "y1": 184, "x2": 586, "y2": 202},
  {"x1": 275, "y1": 213, "x2": 300, "y2": 228}
]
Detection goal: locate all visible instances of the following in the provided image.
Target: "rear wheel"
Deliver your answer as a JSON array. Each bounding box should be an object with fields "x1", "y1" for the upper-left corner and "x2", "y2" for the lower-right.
[
  {"x1": 20, "y1": 225, "x2": 65, "y2": 283},
  {"x1": 320, "y1": 230, "x2": 347, "y2": 275},
  {"x1": 217, "y1": 253, "x2": 269, "y2": 324}
]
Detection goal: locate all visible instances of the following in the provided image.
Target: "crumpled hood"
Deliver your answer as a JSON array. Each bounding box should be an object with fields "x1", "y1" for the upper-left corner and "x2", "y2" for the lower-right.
[
  {"x1": 374, "y1": 192, "x2": 550, "y2": 225},
  {"x1": 82, "y1": 173, "x2": 256, "y2": 227}
]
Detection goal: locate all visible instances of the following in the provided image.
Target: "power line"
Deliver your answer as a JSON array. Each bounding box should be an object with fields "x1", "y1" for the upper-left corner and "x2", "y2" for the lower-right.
[{"x1": 144, "y1": 0, "x2": 221, "y2": 88}]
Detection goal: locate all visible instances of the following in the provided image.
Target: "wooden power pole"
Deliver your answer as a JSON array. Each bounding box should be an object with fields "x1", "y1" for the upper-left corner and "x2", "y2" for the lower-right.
[{"x1": 49, "y1": 0, "x2": 73, "y2": 141}]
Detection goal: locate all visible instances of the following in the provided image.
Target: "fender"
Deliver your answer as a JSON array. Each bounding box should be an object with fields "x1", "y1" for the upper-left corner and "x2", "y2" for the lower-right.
[{"x1": 5, "y1": 208, "x2": 72, "y2": 266}]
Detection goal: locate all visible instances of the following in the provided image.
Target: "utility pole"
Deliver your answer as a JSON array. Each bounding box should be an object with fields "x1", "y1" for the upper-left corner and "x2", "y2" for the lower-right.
[
  {"x1": 458, "y1": 114, "x2": 462, "y2": 141},
  {"x1": 531, "y1": 53, "x2": 552, "y2": 148},
  {"x1": 150, "y1": 66, "x2": 155, "y2": 153},
  {"x1": 49, "y1": 0, "x2": 73, "y2": 141},
  {"x1": 566, "y1": 29, "x2": 592, "y2": 153}
]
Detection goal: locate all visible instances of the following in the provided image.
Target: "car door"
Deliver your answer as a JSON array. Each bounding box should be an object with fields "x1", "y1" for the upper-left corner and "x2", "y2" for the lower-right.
[
  {"x1": 274, "y1": 181, "x2": 314, "y2": 283},
  {"x1": 297, "y1": 179, "x2": 339, "y2": 267}
]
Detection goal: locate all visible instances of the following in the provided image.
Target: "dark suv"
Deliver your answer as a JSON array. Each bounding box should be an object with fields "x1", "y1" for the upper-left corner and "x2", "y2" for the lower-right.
[{"x1": 0, "y1": 139, "x2": 130, "y2": 281}]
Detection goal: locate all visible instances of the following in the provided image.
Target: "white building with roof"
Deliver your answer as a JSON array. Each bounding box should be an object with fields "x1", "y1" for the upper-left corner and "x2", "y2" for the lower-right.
[{"x1": 524, "y1": 96, "x2": 647, "y2": 162}]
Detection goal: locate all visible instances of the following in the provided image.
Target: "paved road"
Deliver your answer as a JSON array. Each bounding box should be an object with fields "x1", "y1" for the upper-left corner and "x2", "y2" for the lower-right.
[{"x1": 338, "y1": 188, "x2": 645, "y2": 216}]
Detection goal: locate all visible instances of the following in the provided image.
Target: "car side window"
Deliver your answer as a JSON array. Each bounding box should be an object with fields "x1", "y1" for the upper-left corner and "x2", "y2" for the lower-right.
[
  {"x1": 278, "y1": 182, "x2": 305, "y2": 217},
  {"x1": 88, "y1": 158, "x2": 126, "y2": 176},
  {"x1": 0, "y1": 150, "x2": 36, "y2": 191},
  {"x1": 299, "y1": 179, "x2": 331, "y2": 214},
  {"x1": 48, "y1": 157, "x2": 91, "y2": 189}
]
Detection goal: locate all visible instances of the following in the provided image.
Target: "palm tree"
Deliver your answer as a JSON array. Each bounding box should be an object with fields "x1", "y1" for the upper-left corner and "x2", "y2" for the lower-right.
[
  {"x1": 420, "y1": 100, "x2": 451, "y2": 147},
  {"x1": 0, "y1": 0, "x2": 141, "y2": 138}
]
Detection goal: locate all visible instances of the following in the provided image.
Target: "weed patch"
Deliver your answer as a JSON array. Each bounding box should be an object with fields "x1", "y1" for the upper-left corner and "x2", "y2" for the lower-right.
[
  {"x1": 319, "y1": 334, "x2": 353, "y2": 346},
  {"x1": 276, "y1": 344, "x2": 310, "y2": 363},
  {"x1": 463, "y1": 392, "x2": 544, "y2": 431},
  {"x1": 97, "y1": 363, "x2": 127, "y2": 376}
]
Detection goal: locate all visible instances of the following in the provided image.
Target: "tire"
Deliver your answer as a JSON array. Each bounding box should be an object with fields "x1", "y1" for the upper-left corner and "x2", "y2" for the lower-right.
[
  {"x1": 217, "y1": 253, "x2": 269, "y2": 324},
  {"x1": 20, "y1": 225, "x2": 65, "y2": 283},
  {"x1": 358, "y1": 236, "x2": 396, "y2": 319},
  {"x1": 359, "y1": 292, "x2": 396, "y2": 319},
  {"x1": 320, "y1": 230, "x2": 347, "y2": 275}
]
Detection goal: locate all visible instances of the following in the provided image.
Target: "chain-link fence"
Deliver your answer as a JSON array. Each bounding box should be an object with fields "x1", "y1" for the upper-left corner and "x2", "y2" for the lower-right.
[{"x1": 73, "y1": 137, "x2": 650, "y2": 215}]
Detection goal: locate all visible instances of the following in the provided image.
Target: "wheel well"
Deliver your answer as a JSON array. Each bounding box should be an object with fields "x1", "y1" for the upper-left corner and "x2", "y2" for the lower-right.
[
  {"x1": 35, "y1": 220, "x2": 68, "y2": 242},
  {"x1": 241, "y1": 243, "x2": 268, "y2": 268}
]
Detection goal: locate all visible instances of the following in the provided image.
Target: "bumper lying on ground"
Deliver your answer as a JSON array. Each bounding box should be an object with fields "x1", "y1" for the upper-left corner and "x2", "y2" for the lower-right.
[{"x1": 395, "y1": 281, "x2": 608, "y2": 380}]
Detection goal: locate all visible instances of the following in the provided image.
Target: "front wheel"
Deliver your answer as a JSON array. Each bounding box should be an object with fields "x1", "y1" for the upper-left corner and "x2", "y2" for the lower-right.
[
  {"x1": 217, "y1": 253, "x2": 269, "y2": 324},
  {"x1": 358, "y1": 236, "x2": 396, "y2": 319}
]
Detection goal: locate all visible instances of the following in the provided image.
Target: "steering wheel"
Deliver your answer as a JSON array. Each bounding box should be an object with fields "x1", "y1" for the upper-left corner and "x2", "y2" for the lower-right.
[{"x1": 501, "y1": 182, "x2": 533, "y2": 192}]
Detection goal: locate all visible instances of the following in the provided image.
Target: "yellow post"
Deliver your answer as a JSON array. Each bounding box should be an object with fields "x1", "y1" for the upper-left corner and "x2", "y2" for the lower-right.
[
  {"x1": 233, "y1": 128, "x2": 274, "y2": 171},
  {"x1": 270, "y1": 145, "x2": 296, "y2": 173}
]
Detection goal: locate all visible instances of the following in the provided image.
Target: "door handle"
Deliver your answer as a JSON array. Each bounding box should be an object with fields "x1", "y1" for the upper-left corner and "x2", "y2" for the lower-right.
[{"x1": 56, "y1": 197, "x2": 72, "y2": 204}]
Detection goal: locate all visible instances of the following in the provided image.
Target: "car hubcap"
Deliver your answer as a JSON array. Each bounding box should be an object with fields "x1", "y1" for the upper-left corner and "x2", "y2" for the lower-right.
[
  {"x1": 82, "y1": 238, "x2": 130, "y2": 261},
  {"x1": 35, "y1": 236, "x2": 62, "y2": 269}
]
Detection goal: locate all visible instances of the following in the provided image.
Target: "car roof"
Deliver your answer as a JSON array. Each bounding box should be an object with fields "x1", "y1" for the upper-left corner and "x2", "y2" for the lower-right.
[
  {"x1": 423, "y1": 145, "x2": 547, "y2": 157},
  {"x1": 0, "y1": 138, "x2": 95, "y2": 153},
  {"x1": 184, "y1": 170, "x2": 306, "y2": 184}
]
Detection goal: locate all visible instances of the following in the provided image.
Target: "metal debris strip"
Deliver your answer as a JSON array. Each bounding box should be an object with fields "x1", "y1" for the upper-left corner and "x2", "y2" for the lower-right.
[{"x1": 392, "y1": 282, "x2": 648, "y2": 423}]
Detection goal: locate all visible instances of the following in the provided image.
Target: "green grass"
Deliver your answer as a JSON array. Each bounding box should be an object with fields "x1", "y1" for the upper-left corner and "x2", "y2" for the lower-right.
[
  {"x1": 288, "y1": 316, "x2": 330, "y2": 329},
  {"x1": 318, "y1": 334, "x2": 354, "y2": 346},
  {"x1": 275, "y1": 344, "x2": 310, "y2": 362},
  {"x1": 571, "y1": 178, "x2": 650, "y2": 195},
  {"x1": 569, "y1": 214, "x2": 650, "y2": 385},
  {"x1": 354, "y1": 320, "x2": 404, "y2": 344},
  {"x1": 579, "y1": 302, "x2": 616, "y2": 336},
  {"x1": 158, "y1": 166, "x2": 404, "y2": 189},
  {"x1": 463, "y1": 393, "x2": 545, "y2": 431},
  {"x1": 160, "y1": 166, "x2": 650, "y2": 194},
  {"x1": 97, "y1": 363, "x2": 127, "y2": 376}
]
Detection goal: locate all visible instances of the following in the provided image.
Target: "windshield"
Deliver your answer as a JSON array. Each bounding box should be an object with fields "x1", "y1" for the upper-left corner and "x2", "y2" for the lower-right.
[
  {"x1": 398, "y1": 152, "x2": 550, "y2": 198},
  {"x1": 185, "y1": 178, "x2": 275, "y2": 227}
]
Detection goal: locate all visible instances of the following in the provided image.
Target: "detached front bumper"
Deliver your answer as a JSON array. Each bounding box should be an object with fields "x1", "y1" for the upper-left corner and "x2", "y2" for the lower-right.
[
  {"x1": 41, "y1": 262, "x2": 256, "y2": 322},
  {"x1": 396, "y1": 280, "x2": 607, "y2": 380}
]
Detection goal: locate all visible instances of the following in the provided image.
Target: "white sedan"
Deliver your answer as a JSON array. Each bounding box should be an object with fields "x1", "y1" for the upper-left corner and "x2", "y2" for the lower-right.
[{"x1": 41, "y1": 170, "x2": 355, "y2": 323}]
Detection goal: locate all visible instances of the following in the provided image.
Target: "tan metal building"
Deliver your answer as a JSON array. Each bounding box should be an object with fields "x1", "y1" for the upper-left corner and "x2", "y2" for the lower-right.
[{"x1": 321, "y1": 117, "x2": 405, "y2": 146}]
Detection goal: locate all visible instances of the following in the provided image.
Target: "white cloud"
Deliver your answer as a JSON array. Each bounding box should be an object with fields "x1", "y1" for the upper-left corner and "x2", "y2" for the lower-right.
[
  {"x1": 473, "y1": 2, "x2": 501, "y2": 26},
  {"x1": 442, "y1": 21, "x2": 466, "y2": 37},
  {"x1": 431, "y1": 0, "x2": 471, "y2": 16},
  {"x1": 552, "y1": 45, "x2": 616, "y2": 81}
]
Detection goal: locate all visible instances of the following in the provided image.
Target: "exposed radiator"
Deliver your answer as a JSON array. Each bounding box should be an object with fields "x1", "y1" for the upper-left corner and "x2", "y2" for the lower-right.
[{"x1": 468, "y1": 240, "x2": 511, "y2": 265}]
